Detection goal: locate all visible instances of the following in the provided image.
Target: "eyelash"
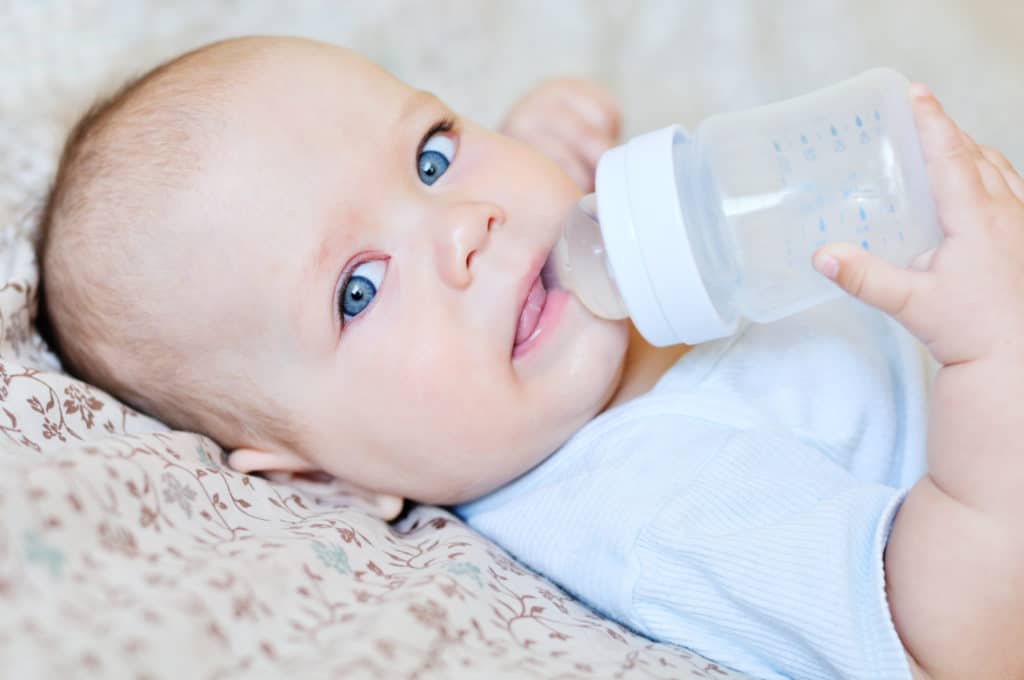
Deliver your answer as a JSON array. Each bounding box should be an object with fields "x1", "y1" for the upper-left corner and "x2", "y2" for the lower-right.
[{"x1": 419, "y1": 116, "x2": 456, "y2": 155}]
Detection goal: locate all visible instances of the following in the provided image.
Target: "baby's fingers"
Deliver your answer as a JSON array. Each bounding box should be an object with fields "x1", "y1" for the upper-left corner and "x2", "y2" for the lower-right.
[
  {"x1": 909, "y1": 85, "x2": 987, "y2": 232},
  {"x1": 554, "y1": 80, "x2": 620, "y2": 140},
  {"x1": 814, "y1": 243, "x2": 931, "y2": 333},
  {"x1": 979, "y1": 145, "x2": 1024, "y2": 202},
  {"x1": 532, "y1": 131, "x2": 594, "y2": 191},
  {"x1": 978, "y1": 143, "x2": 1017, "y2": 175},
  {"x1": 544, "y1": 108, "x2": 615, "y2": 168}
]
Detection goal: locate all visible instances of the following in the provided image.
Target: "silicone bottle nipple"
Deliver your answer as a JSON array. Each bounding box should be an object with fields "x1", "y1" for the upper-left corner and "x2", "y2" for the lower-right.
[{"x1": 542, "y1": 195, "x2": 628, "y2": 320}]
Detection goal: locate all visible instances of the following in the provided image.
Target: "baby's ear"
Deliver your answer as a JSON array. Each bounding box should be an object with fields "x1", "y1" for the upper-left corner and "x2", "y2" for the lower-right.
[
  {"x1": 227, "y1": 447, "x2": 320, "y2": 474},
  {"x1": 227, "y1": 447, "x2": 405, "y2": 520}
]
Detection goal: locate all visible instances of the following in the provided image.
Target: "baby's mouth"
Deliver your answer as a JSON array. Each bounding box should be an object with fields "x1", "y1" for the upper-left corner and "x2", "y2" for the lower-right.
[{"x1": 513, "y1": 274, "x2": 548, "y2": 350}]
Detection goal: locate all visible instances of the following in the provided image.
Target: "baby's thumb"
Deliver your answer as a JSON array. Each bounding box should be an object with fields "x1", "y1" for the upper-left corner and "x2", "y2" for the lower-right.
[{"x1": 812, "y1": 243, "x2": 918, "y2": 319}]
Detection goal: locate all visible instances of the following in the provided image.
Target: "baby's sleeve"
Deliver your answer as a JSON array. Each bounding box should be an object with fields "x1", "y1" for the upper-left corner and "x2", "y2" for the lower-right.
[{"x1": 630, "y1": 426, "x2": 912, "y2": 680}]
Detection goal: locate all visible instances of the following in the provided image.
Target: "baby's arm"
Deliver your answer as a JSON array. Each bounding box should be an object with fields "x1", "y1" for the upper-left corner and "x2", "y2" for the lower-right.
[{"x1": 814, "y1": 86, "x2": 1024, "y2": 678}]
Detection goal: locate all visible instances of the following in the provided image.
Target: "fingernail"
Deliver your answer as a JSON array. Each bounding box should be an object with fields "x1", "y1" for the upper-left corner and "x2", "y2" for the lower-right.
[
  {"x1": 815, "y1": 255, "x2": 839, "y2": 280},
  {"x1": 909, "y1": 83, "x2": 932, "y2": 99}
]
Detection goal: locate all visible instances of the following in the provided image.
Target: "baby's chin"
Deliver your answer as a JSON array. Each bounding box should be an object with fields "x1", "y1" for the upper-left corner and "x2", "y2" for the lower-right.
[{"x1": 529, "y1": 311, "x2": 629, "y2": 447}]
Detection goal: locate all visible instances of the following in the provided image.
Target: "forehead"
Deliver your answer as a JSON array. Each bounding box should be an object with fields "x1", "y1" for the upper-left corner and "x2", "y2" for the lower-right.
[
  {"x1": 214, "y1": 42, "x2": 422, "y2": 199},
  {"x1": 196, "y1": 42, "x2": 422, "y2": 347},
  {"x1": 232, "y1": 42, "x2": 411, "y2": 130}
]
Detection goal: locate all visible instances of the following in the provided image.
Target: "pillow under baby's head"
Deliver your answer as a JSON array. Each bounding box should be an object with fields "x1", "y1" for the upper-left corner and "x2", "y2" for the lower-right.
[{"x1": 36, "y1": 35, "x2": 629, "y2": 508}]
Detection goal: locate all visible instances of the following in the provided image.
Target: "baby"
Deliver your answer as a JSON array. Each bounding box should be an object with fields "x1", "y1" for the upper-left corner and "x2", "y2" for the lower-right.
[{"x1": 36, "y1": 36, "x2": 1024, "y2": 679}]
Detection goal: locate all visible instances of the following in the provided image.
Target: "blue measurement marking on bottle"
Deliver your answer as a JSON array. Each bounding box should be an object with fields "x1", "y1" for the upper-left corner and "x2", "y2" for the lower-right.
[
  {"x1": 859, "y1": 204, "x2": 867, "y2": 220},
  {"x1": 819, "y1": 216, "x2": 827, "y2": 232},
  {"x1": 860, "y1": 130, "x2": 870, "y2": 145},
  {"x1": 874, "y1": 110, "x2": 881, "y2": 121},
  {"x1": 773, "y1": 140, "x2": 782, "y2": 152},
  {"x1": 862, "y1": 240, "x2": 870, "y2": 250},
  {"x1": 889, "y1": 200, "x2": 896, "y2": 213},
  {"x1": 855, "y1": 114, "x2": 863, "y2": 128},
  {"x1": 831, "y1": 123, "x2": 847, "y2": 152},
  {"x1": 841, "y1": 177, "x2": 854, "y2": 199}
]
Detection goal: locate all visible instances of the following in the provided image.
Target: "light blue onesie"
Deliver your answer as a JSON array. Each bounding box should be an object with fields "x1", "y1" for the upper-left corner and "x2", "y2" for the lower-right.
[{"x1": 454, "y1": 297, "x2": 931, "y2": 680}]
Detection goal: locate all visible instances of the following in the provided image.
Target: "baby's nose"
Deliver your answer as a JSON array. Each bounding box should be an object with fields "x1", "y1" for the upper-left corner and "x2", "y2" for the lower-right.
[{"x1": 438, "y1": 203, "x2": 504, "y2": 288}]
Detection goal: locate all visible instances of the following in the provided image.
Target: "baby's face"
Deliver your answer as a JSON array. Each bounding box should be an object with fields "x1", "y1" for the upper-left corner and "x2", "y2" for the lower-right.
[{"x1": 192, "y1": 40, "x2": 628, "y2": 504}]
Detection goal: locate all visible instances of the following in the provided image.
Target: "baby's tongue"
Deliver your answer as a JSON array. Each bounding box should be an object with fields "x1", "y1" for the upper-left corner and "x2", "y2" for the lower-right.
[{"x1": 515, "y1": 276, "x2": 548, "y2": 345}]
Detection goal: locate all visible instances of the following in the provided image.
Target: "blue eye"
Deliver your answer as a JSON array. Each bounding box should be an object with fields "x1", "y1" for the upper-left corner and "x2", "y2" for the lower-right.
[
  {"x1": 417, "y1": 130, "x2": 456, "y2": 185},
  {"x1": 339, "y1": 260, "x2": 386, "y2": 323}
]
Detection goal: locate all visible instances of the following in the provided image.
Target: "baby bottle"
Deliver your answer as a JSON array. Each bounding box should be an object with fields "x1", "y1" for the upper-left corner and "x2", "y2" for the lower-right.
[{"x1": 547, "y1": 68, "x2": 942, "y2": 346}]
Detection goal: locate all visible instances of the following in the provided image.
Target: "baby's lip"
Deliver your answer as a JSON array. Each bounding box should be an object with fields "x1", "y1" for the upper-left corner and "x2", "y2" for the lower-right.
[
  {"x1": 511, "y1": 253, "x2": 548, "y2": 354},
  {"x1": 514, "y1": 275, "x2": 547, "y2": 347}
]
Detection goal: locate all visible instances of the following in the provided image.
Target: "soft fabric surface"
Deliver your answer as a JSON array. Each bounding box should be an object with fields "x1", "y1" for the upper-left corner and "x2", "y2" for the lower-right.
[{"x1": 1, "y1": 2, "x2": 1021, "y2": 678}]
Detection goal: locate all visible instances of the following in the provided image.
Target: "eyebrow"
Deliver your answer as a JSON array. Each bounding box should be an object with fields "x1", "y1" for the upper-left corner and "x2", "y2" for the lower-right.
[
  {"x1": 299, "y1": 89, "x2": 442, "y2": 348},
  {"x1": 399, "y1": 89, "x2": 442, "y2": 125}
]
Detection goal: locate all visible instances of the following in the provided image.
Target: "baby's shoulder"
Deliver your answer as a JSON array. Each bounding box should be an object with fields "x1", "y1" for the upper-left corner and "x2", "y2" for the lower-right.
[{"x1": 522, "y1": 391, "x2": 763, "y2": 501}]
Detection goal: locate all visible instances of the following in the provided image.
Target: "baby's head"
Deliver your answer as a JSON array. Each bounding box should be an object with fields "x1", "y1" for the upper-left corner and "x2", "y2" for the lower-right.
[{"x1": 38, "y1": 36, "x2": 629, "y2": 511}]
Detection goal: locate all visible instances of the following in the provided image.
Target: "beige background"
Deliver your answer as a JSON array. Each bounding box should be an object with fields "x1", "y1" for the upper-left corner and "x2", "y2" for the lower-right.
[{"x1": 2, "y1": 0, "x2": 1023, "y2": 226}]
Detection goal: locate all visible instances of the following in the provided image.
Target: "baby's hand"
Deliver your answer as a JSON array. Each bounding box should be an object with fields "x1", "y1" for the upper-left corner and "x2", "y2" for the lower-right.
[
  {"x1": 814, "y1": 85, "x2": 1024, "y2": 367},
  {"x1": 817, "y1": 86, "x2": 1024, "y2": 679},
  {"x1": 501, "y1": 78, "x2": 620, "y2": 192}
]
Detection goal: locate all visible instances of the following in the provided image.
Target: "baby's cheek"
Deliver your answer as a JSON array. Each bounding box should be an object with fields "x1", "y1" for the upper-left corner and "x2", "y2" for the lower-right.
[{"x1": 487, "y1": 126, "x2": 568, "y2": 186}]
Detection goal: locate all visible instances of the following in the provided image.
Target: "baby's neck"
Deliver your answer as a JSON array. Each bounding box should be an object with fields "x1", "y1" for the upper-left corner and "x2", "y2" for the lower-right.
[{"x1": 602, "y1": 324, "x2": 691, "y2": 412}]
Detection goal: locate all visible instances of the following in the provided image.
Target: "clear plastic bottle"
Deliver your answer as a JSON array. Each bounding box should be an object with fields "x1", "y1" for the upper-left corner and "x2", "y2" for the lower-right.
[{"x1": 547, "y1": 68, "x2": 942, "y2": 346}]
